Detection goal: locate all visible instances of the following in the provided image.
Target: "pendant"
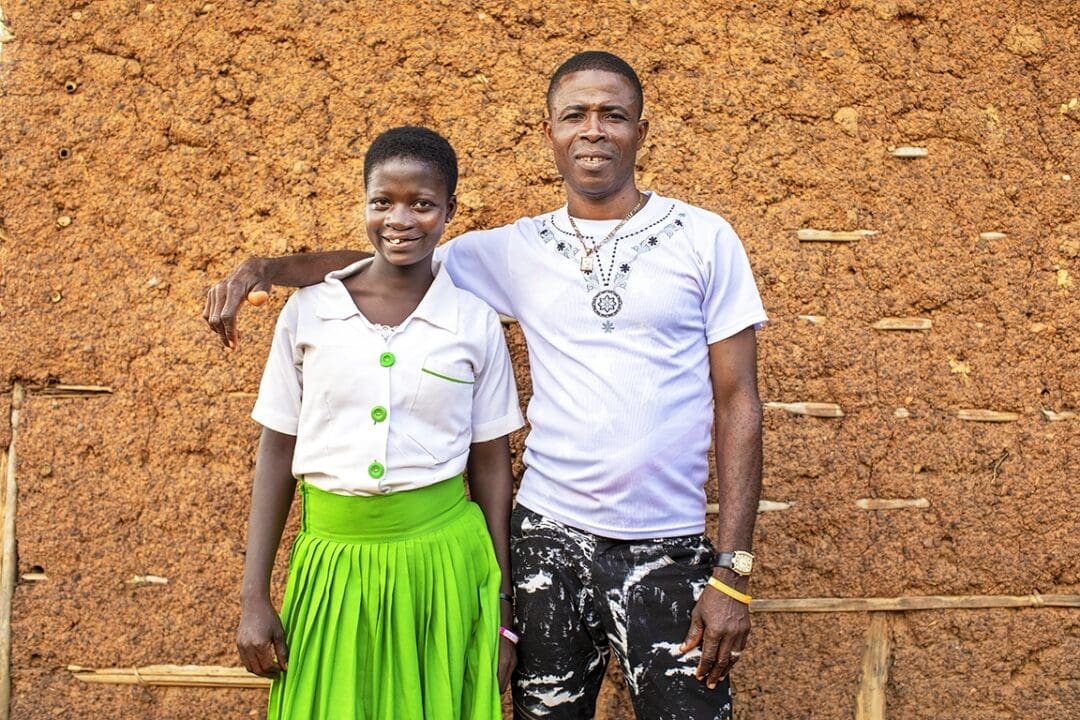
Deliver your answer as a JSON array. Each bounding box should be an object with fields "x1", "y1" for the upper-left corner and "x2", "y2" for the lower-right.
[
  {"x1": 592, "y1": 289, "x2": 622, "y2": 318},
  {"x1": 580, "y1": 255, "x2": 594, "y2": 273}
]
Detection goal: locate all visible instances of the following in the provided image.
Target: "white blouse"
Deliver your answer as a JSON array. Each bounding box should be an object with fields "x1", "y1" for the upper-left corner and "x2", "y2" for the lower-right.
[{"x1": 252, "y1": 259, "x2": 524, "y2": 496}]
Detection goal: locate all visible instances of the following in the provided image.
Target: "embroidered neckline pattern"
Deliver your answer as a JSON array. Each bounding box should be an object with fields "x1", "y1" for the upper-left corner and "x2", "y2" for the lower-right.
[
  {"x1": 539, "y1": 204, "x2": 687, "y2": 333},
  {"x1": 548, "y1": 203, "x2": 675, "y2": 241}
]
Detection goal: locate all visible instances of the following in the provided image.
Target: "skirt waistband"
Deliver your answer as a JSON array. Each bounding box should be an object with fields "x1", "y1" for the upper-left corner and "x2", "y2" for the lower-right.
[{"x1": 299, "y1": 476, "x2": 467, "y2": 543}]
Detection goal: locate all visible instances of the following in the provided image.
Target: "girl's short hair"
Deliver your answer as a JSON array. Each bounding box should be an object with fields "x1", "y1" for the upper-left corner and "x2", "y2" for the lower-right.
[{"x1": 363, "y1": 126, "x2": 458, "y2": 198}]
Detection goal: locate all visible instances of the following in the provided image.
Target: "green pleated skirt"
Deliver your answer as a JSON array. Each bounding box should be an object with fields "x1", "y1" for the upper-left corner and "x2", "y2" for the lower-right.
[{"x1": 266, "y1": 477, "x2": 502, "y2": 720}]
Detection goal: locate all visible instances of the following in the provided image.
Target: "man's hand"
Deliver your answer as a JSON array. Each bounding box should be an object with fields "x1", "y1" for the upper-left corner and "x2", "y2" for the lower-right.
[
  {"x1": 203, "y1": 249, "x2": 371, "y2": 347},
  {"x1": 679, "y1": 574, "x2": 751, "y2": 689},
  {"x1": 236, "y1": 597, "x2": 289, "y2": 678},
  {"x1": 203, "y1": 257, "x2": 273, "y2": 349}
]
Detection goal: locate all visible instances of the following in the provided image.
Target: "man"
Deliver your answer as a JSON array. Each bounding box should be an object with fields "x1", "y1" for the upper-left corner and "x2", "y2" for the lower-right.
[{"x1": 206, "y1": 51, "x2": 766, "y2": 720}]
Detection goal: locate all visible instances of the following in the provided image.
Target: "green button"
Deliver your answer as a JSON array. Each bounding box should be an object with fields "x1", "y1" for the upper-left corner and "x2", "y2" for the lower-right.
[
  {"x1": 371, "y1": 406, "x2": 387, "y2": 423},
  {"x1": 367, "y1": 461, "x2": 385, "y2": 479},
  {"x1": 379, "y1": 352, "x2": 395, "y2": 367}
]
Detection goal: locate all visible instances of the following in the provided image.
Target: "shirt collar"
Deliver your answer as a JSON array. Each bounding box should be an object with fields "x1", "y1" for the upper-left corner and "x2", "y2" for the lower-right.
[
  {"x1": 315, "y1": 257, "x2": 459, "y2": 333},
  {"x1": 556, "y1": 190, "x2": 662, "y2": 229},
  {"x1": 410, "y1": 260, "x2": 459, "y2": 333}
]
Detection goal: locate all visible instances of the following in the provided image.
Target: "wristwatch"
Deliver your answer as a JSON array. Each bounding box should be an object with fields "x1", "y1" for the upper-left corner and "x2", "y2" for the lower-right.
[{"x1": 714, "y1": 550, "x2": 754, "y2": 576}]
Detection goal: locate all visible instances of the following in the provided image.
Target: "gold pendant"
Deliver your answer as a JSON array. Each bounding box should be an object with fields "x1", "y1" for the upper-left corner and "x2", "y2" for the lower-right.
[{"x1": 580, "y1": 255, "x2": 594, "y2": 272}]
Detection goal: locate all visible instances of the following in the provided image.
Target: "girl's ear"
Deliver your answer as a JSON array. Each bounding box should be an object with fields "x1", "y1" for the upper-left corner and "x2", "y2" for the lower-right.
[{"x1": 445, "y1": 194, "x2": 457, "y2": 224}]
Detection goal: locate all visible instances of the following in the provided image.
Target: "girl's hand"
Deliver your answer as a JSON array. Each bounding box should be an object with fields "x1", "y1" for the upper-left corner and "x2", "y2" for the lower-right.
[
  {"x1": 237, "y1": 599, "x2": 289, "y2": 678},
  {"x1": 498, "y1": 635, "x2": 517, "y2": 693}
]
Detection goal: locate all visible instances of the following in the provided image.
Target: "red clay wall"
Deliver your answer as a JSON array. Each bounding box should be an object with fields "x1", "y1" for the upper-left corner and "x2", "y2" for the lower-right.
[{"x1": 1, "y1": 0, "x2": 1077, "y2": 718}]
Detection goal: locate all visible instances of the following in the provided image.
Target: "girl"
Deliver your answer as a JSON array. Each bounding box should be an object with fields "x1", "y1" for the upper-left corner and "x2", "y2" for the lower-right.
[{"x1": 236, "y1": 126, "x2": 523, "y2": 719}]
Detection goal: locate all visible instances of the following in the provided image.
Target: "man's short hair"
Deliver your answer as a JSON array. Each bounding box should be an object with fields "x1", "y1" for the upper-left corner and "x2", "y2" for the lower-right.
[
  {"x1": 363, "y1": 126, "x2": 458, "y2": 198},
  {"x1": 546, "y1": 51, "x2": 644, "y2": 119}
]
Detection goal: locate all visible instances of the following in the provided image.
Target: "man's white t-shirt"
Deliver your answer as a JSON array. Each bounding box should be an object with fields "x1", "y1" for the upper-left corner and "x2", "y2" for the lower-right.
[{"x1": 436, "y1": 193, "x2": 768, "y2": 540}]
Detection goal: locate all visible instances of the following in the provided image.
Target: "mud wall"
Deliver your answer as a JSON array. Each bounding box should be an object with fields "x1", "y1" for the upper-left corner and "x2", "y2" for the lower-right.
[{"x1": 1, "y1": 1, "x2": 1078, "y2": 718}]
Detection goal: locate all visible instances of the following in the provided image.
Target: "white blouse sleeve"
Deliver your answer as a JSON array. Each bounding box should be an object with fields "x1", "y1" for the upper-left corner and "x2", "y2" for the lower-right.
[
  {"x1": 251, "y1": 294, "x2": 304, "y2": 435},
  {"x1": 469, "y1": 308, "x2": 525, "y2": 443}
]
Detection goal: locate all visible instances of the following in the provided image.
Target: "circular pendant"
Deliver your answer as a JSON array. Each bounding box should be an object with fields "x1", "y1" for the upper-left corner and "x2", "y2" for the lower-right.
[{"x1": 592, "y1": 289, "x2": 622, "y2": 318}]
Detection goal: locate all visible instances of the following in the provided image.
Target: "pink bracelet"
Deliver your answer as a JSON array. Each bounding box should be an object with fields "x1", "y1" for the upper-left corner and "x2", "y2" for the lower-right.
[{"x1": 498, "y1": 626, "x2": 519, "y2": 644}]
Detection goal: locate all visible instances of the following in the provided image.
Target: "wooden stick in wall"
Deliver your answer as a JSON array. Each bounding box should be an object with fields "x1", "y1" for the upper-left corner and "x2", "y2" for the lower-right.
[
  {"x1": 0, "y1": 454, "x2": 5, "y2": 542},
  {"x1": 890, "y1": 146, "x2": 928, "y2": 158},
  {"x1": 64, "y1": 594, "x2": 1080, "y2": 689},
  {"x1": 872, "y1": 317, "x2": 932, "y2": 331},
  {"x1": 127, "y1": 575, "x2": 168, "y2": 586},
  {"x1": 765, "y1": 401, "x2": 844, "y2": 418},
  {"x1": 1041, "y1": 408, "x2": 1076, "y2": 422},
  {"x1": 706, "y1": 500, "x2": 792, "y2": 515},
  {"x1": 957, "y1": 409, "x2": 1020, "y2": 422},
  {"x1": 32, "y1": 385, "x2": 112, "y2": 398},
  {"x1": 797, "y1": 228, "x2": 876, "y2": 242},
  {"x1": 855, "y1": 613, "x2": 890, "y2": 720},
  {"x1": 68, "y1": 664, "x2": 270, "y2": 688},
  {"x1": 0, "y1": 384, "x2": 23, "y2": 720},
  {"x1": 855, "y1": 498, "x2": 929, "y2": 510},
  {"x1": 750, "y1": 594, "x2": 1080, "y2": 613}
]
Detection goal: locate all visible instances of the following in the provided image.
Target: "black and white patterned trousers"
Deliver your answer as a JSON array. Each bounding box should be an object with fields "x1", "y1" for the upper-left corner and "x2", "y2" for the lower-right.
[{"x1": 510, "y1": 505, "x2": 734, "y2": 720}]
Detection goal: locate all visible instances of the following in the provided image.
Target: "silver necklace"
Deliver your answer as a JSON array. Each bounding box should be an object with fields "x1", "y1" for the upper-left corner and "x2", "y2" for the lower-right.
[{"x1": 566, "y1": 193, "x2": 645, "y2": 273}]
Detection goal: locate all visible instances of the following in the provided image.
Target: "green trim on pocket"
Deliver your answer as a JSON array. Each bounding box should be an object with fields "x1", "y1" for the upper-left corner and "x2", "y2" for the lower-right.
[{"x1": 421, "y1": 367, "x2": 475, "y2": 384}]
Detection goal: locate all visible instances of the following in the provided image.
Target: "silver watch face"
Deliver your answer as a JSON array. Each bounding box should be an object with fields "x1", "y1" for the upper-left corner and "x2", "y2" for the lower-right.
[{"x1": 732, "y1": 551, "x2": 754, "y2": 574}]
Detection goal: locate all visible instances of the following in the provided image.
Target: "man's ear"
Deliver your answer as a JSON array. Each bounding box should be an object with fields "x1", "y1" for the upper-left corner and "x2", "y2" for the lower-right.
[
  {"x1": 541, "y1": 118, "x2": 554, "y2": 148},
  {"x1": 636, "y1": 118, "x2": 650, "y2": 149},
  {"x1": 445, "y1": 195, "x2": 457, "y2": 224}
]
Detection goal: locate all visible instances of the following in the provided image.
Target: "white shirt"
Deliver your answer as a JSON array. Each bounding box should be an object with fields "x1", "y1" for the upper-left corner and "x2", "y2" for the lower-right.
[
  {"x1": 252, "y1": 259, "x2": 524, "y2": 496},
  {"x1": 437, "y1": 193, "x2": 768, "y2": 539}
]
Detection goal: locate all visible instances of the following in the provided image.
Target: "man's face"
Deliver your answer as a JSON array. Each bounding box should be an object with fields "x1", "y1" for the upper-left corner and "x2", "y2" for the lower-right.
[{"x1": 543, "y1": 70, "x2": 648, "y2": 203}]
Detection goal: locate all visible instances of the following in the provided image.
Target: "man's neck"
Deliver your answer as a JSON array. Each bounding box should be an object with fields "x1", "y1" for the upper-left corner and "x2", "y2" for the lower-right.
[{"x1": 566, "y1": 185, "x2": 644, "y2": 220}]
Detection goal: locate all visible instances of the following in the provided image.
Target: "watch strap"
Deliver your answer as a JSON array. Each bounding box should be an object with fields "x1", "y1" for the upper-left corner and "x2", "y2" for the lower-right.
[{"x1": 714, "y1": 550, "x2": 753, "y2": 575}]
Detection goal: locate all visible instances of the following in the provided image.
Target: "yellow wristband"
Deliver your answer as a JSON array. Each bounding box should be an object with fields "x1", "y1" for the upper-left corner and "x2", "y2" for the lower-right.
[{"x1": 707, "y1": 576, "x2": 752, "y2": 605}]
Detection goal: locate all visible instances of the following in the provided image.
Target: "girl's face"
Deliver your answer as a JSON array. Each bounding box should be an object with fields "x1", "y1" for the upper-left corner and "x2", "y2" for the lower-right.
[{"x1": 365, "y1": 157, "x2": 456, "y2": 268}]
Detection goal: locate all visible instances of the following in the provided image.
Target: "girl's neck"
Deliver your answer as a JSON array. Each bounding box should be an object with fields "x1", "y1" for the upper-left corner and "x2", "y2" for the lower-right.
[
  {"x1": 365, "y1": 257, "x2": 435, "y2": 294},
  {"x1": 346, "y1": 258, "x2": 435, "y2": 327}
]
